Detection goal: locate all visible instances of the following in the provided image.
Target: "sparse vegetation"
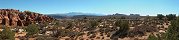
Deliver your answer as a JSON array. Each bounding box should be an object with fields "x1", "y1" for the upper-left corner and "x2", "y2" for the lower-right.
[{"x1": 0, "y1": 9, "x2": 177, "y2": 40}]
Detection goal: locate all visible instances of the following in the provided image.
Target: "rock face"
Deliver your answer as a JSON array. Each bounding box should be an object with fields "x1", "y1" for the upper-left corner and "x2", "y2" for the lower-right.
[{"x1": 0, "y1": 9, "x2": 54, "y2": 27}]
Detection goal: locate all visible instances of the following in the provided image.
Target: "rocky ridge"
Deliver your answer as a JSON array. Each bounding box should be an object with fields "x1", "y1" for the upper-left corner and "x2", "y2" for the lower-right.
[{"x1": 0, "y1": 9, "x2": 54, "y2": 27}]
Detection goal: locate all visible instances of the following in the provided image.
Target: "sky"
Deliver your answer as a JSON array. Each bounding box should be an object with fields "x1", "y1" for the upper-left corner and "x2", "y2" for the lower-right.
[{"x1": 0, "y1": 0, "x2": 179, "y2": 16}]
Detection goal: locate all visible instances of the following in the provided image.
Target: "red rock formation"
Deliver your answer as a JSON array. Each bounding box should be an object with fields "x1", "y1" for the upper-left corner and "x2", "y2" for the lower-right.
[
  {"x1": 0, "y1": 9, "x2": 54, "y2": 27},
  {"x1": 0, "y1": 14, "x2": 3, "y2": 28}
]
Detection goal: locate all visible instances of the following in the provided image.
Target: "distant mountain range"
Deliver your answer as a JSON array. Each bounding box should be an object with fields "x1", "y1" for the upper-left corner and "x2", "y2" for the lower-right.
[
  {"x1": 46, "y1": 12, "x2": 105, "y2": 18},
  {"x1": 46, "y1": 12, "x2": 140, "y2": 19}
]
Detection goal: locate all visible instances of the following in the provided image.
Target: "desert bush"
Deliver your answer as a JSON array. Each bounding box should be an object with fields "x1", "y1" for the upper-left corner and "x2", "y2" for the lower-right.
[
  {"x1": 147, "y1": 34, "x2": 158, "y2": 40},
  {"x1": 65, "y1": 22, "x2": 73, "y2": 29},
  {"x1": 111, "y1": 20, "x2": 129, "y2": 38},
  {"x1": 89, "y1": 20, "x2": 99, "y2": 27}
]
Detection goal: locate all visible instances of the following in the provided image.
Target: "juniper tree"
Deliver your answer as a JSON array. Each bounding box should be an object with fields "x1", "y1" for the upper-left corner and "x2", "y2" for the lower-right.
[
  {"x1": 165, "y1": 16, "x2": 179, "y2": 40},
  {"x1": 0, "y1": 27, "x2": 15, "y2": 40},
  {"x1": 166, "y1": 14, "x2": 176, "y2": 21},
  {"x1": 157, "y1": 14, "x2": 165, "y2": 20},
  {"x1": 111, "y1": 20, "x2": 129, "y2": 38},
  {"x1": 26, "y1": 24, "x2": 39, "y2": 37}
]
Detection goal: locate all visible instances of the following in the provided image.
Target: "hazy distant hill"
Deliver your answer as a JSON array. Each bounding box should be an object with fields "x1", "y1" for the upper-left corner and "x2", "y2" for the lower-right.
[
  {"x1": 47, "y1": 14, "x2": 67, "y2": 19},
  {"x1": 71, "y1": 15, "x2": 98, "y2": 19},
  {"x1": 47, "y1": 12, "x2": 141, "y2": 19},
  {"x1": 47, "y1": 12, "x2": 104, "y2": 19}
]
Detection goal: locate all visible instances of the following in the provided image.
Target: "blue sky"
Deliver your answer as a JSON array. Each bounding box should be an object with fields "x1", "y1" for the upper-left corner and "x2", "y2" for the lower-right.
[{"x1": 0, "y1": 0, "x2": 179, "y2": 16}]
